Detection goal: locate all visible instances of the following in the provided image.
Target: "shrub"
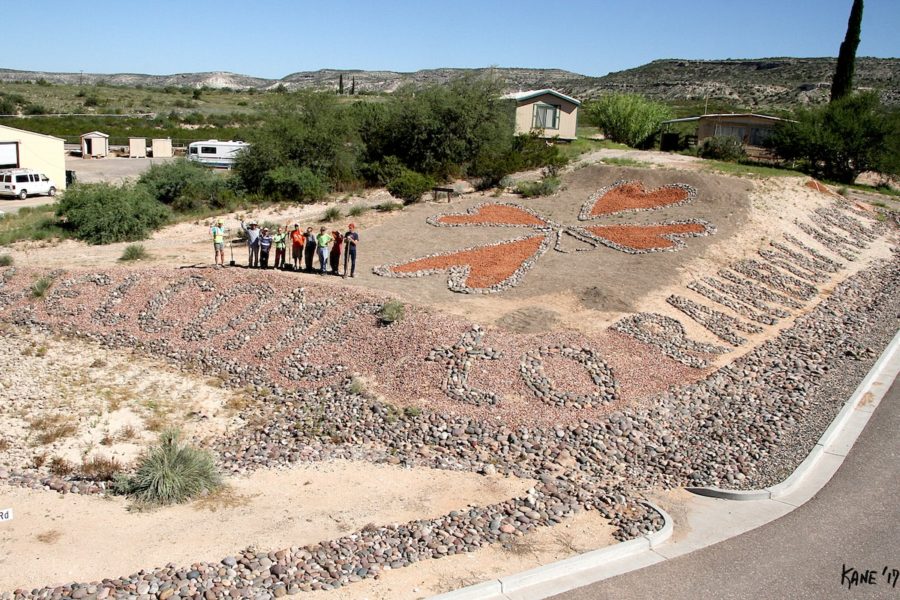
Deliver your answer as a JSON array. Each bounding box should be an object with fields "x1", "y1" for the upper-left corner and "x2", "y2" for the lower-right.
[
  {"x1": 361, "y1": 156, "x2": 405, "y2": 186},
  {"x1": 80, "y1": 455, "x2": 122, "y2": 481},
  {"x1": 56, "y1": 183, "x2": 170, "y2": 244},
  {"x1": 49, "y1": 456, "x2": 75, "y2": 476},
  {"x1": 114, "y1": 429, "x2": 221, "y2": 505},
  {"x1": 348, "y1": 204, "x2": 369, "y2": 217},
  {"x1": 321, "y1": 206, "x2": 342, "y2": 222},
  {"x1": 31, "y1": 276, "x2": 52, "y2": 298},
  {"x1": 378, "y1": 299, "x2": 405, "y2": 325},
  {"x1": 0, "y1": 255, "x2": 12, "y2": 267},
  {"x1": 584, "y1": 93, "x2": 672, "y2": 148},
  {"x1": 263, "y1": 165, "x2": 329, "y2": 202},
  {"x1": 375, "y1": 201, "x2": 403, "y2": 212},
  {"x1": 515, "y1": 176, "x2": 561, "y2": 198},
  {"x1": 137, "y1": 158, "x2": 214, "y2": 205},
  {"x1": 172, "y1": 175, "x2": 240, "y2": 213},
  {"x1": 698, "y1": 136, "x2": 746, "y2": 162},
  {"x1": 769, "y1": 92, "x2": 900, "y2": 184},
  {"x1": 120, "y1": 243, "x2": 149, "y2": 262},
  {"x1": 387, "y1": 168, "x2": 434, "y2": 204}
]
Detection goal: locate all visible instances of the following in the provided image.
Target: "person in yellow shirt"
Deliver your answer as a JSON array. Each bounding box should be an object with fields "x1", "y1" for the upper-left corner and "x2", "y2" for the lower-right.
[
  {"x1": 210, "y1": 219, "x2": 226, "y2": 267},
  {"x1": 272, "y1": 226, "x2": 288, "y2": 270}
]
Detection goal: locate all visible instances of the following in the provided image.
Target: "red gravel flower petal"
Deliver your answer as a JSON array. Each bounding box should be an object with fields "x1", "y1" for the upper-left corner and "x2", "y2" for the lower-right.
[
  {"x1": 431, "y1": 204, "x2": 549, "y2": 227},
  {"x1": 585, "y1": 222, "x2": 711, "y2": 251},
  {"x1": 580, "y1": 180, "x2": 696, "y2": 219}
]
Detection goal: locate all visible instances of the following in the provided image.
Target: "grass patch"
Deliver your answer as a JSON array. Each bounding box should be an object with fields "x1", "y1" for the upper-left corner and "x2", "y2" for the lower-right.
[
  {"x1": 49, "y1": 456, "x2": 76, "y2": 476},
  {"x1": 321, "y1": 206, "x2": 342, "y2": 222},
  {"x1": 822, "y1": 180, "x2": 900, "y2": 198},
  {"x1": 348, "y1": 204, "x2": 369, "y2": 217},
  {"x1": 601, "y1": 157, "x2": 651, "y2": 168},
  {"x1": 557, "y1": 130, "x2": 630, "y2": 161},
  {"x1": 348, "y1": 376, "x2": 367, "y2": 396},
  {"x1": 0, "y1": 254, "x2": 12, "y2": 266},
  {"x1": 119, "y1": 243, "x2": 150, "y2": 262},
  {"x1": 0, "y1": 205, "x2": 67, "y2": 246},
  {"x1": 378, "y1": 299, "x2": 405, "y2": 325},
  {"x1": 375, "y1": 201, "x2": 403, "y2": 212},
  {"x1": 515, "y1": 177, "x2": 561, "y2": 198},
  {"x1": 30, "y1": 276, "x2": 53, "y2": 298},
  {"x1": 114, "y1": 429, "x2": 222, "y2": 506},
  {"x1": 703, "y1": 160, "x2": 803, "y2": 178},
  {"x1": 30, "y1": 414, "x2": 77, "y2": 445}
]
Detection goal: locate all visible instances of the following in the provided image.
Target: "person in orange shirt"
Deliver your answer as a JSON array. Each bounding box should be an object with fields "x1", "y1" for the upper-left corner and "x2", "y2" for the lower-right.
[{"x1": 289, "y1": 223, "x2": 305, "y2": 271}]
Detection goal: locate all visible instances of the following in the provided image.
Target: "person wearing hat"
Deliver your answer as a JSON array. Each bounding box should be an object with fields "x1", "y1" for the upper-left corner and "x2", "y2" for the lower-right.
[
  {"x1": 210, "y1": 218, "x2": 226, "y2": 267},
  {"x1": 258, "y1": 227, "x2": 274, "y2": 269},
  {"x1": 343, "y1": 223, "x2": 359, "y2": 278},
  {"x1": 240, "y1": 219, "x2": 260, "y2": 268},
  {"x1": 289, "y1": 223, "x2": 304, "y2": 270},
  {"x1": 315, "y1": 227, "x2": 333, "y2": 275}
]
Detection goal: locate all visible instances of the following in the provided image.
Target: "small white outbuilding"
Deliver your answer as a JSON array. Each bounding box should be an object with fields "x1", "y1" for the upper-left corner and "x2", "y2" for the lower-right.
[
  {"x1": 80, "y1": 131, "x2": 109, "y2": 158},
  {"x1": 128, "y1": 137, "x2": 147, "y2": 158}
]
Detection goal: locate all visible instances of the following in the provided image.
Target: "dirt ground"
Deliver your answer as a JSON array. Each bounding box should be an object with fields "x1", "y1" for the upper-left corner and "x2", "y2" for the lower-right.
[{"x1": 0, "y1": 149, "x2": 895, "y2": 598}]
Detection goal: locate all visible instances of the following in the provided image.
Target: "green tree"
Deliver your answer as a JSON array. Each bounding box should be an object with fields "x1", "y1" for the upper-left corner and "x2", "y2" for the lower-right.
[
  {"x1": 831, "y1": 0, "x2": 864, "y2": 102},
  {"x1": 339, "y1": 73, "x2": 344, "y2": 95},
  {"x1": 584, "y1": 93, "x2": 672, "y2": 148},
  {"x1": 56, "y1": 183, "x2": 170, "y2": 244},
  {"x1": 769, "y1": 92, "x2": 898, "y2": 183}
]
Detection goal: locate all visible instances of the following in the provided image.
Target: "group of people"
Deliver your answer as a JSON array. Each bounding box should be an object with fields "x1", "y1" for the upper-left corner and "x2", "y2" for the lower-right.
[{"x1": 210, "y1": 219, "x2": 359, "y2": 277}]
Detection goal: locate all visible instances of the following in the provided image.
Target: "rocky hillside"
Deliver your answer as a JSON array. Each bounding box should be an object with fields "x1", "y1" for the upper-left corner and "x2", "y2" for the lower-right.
[{"x1": 1, "y1": 57, "x2": 897, "y2": 109}]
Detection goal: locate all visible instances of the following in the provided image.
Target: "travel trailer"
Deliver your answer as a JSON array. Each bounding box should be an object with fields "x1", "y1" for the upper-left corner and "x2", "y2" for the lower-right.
[{"x1": 187, "y1": 140, "x2": 249, "y2": 168}]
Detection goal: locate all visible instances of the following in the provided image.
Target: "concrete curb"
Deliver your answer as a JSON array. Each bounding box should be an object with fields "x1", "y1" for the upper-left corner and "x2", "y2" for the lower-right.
[
  {"x1": 688, "y1": 327, "x2": 900, "y2": 501},
  {"x1": 429, "y1": 329, "x2": 900, "y2": 600},
  {"x1": 428, "y1": 502, "x2": 672, "y2": 600}
]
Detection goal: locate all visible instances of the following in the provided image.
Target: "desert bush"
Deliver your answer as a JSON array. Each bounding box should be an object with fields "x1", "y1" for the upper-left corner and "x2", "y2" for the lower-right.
[
  {"x1": 56, "y1": 183, "x2": 170, "y2": 244},
  {"x1": 769, "y1": 92, "x2": 900, "y2": 183},
  {"x1": 137, "y1": 158, "x2": 216, "y2": 205},
  {"x1": 120, "y1": 243, "x2": 149, "y2": 262},
  {"x1": 469, "y1": 131, "x2": 567, "y2": 189},
  {"x1": 698, "y1": 136, "x2": 746, "y2": 162},
  {"x1": 375, "y1": 201, "x2": 403, "y2": 212},
  {"x1": 30, "y1": 276, "x2": 52, "y2": 298},
  {"x1": 0, "y1": 255, "x2": 12, "y2": 266},
  {"x1": 584, "y1": 93, "x2": 672, "y2": 148},
  {"x1": 348, "y1": 204, "x2": 369, "y2": 217},
  {"x1": 262, "y1": 165, "x2": 329, "y2": 202},
  {"x1": 387, "y1": 168, "x2": 434, "y2": 204},
  {"x1": 360, "y1": 155, "x2": 405, "y2": 186},
  {"x1": 516, "y1": 176, "x2": 561, "y2": 197},
  {"x1": 49, "y1": 456, "x2": 75, "y2": 476},
  {"x1": 378, "y1": 299, "x2": 405, "y2": 325},
  {"x1": 114, "y1": 429, "x2": 221, "y2": 505},
  {"x1": 80, "y1": 455, "x2": 123, "y2": 481},
  {"x1": 322, "y1": 206, "x2": 342, "y2": 222}
]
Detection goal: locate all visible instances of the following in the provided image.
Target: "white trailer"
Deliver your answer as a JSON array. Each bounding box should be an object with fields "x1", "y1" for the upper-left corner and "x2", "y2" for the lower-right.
[{"x1": 187, "y1": 140, "x2": 249, "y2": 168}]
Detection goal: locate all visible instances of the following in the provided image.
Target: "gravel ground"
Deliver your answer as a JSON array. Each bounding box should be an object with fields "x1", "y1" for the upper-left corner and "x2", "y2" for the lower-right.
[{"x1": 0, "y1": 198, "x2": 897, "y2": 599}]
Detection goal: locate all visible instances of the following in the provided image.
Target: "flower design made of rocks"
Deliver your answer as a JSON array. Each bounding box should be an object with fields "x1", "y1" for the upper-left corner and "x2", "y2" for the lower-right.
[{"x1": 374, "y1": 181, "x2": 713, "y2": 293}]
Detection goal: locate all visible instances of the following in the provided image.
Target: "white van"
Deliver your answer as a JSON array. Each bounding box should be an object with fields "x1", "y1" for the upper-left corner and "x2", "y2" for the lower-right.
[
  {"x1": 0, "y1": 169, "x2": 57, "y2": 200},
  {"x1": 187, "y1": 140, "x2": 249, "y2": 169}
]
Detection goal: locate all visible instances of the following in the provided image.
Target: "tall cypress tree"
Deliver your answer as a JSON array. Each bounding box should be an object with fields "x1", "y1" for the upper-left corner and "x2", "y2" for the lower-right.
[
  {"x1": 351, "y1": 77, "x2": 356, "y2": 95},
  {"x1": 339, "y1": 73, "x2": 344, "y2": 95},
  {"x1": 831, "y1": 0, "x2": 863, "y2": 102}
]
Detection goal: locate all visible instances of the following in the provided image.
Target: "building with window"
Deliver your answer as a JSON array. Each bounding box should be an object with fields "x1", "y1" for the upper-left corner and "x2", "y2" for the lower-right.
[
  {"x1": 503, "y1": 89, "x2": 581, "y2": 141},
  {"x1": 0, "y1": 124, "x2": 66, "y2": 191},
  {"x1": 662, "y1": 113, "x2": 788, "y2": 148}
]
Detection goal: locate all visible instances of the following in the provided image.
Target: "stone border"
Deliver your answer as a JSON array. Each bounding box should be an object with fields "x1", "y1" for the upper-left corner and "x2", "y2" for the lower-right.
[
  {"x1": 578, "y1": 180, "x2": 698, "y2": 221},
  {"x1": 373, "y1": 233, "x2": 552, "y2": 294},
  {"x1": 429, "y1": 501, "x2": 673, "y2": 600}
]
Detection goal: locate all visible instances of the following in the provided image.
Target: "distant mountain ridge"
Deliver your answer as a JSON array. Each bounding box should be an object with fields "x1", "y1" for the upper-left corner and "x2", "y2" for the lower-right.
[{"x1": 1, "y1": 57, "x2": 897, "y2": 109}]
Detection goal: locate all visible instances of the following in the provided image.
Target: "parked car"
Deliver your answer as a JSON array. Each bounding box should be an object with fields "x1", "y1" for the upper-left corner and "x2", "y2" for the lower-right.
[{"x1": 0, "y1": 169, "x2": 57, "y2": 199}]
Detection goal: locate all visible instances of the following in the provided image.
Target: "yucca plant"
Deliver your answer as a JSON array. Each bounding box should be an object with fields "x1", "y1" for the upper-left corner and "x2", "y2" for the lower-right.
[{"x1": 115, "y1": 429, "x2": 221, "y2": 505}]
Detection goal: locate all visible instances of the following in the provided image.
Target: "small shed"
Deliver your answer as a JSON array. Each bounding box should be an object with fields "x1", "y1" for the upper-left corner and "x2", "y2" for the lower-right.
[
  {"x1": 80, "y1": 131, "x2": 109, "y2": 158},
  {"x1": 128, "y1": 137, "x2": 147, "y2": 158},
  {"x1": 503, "y1": 89, "x2": 580, "y2": 141},
  {"x1": 151, "y1": 138, "x2": 173, "y2": 158},
  {"x1": 662, "y1": 113, "x2": 787, "y2": 148},
  {"x1": 0, "y1": 124, "x2": 66, "y2": 191}
]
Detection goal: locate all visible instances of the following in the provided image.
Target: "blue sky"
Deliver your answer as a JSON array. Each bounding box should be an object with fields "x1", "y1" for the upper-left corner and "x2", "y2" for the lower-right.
[{"x1": 7, "y1": 0, "x2": 899, "y2": 78}]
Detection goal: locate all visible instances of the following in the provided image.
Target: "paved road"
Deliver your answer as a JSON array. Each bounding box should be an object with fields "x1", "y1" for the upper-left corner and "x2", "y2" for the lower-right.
[{"x1": 552, "y1": 377, "x2": 900, "y2": 600}]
